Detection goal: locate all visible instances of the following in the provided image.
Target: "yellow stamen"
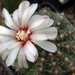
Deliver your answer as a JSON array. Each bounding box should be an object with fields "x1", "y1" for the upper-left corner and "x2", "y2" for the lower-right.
[{"x1": 16, "y1": 30, "x2": 28, "y2": 41}]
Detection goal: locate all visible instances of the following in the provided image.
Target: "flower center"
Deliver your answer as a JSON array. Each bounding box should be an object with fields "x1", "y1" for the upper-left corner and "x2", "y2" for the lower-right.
[{"x1": 16, "y1": 30, "x2": 28, "y2": 41}]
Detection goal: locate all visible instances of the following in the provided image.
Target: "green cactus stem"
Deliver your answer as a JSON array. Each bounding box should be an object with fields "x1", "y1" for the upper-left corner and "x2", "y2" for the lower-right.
[{"x1": 13, "y1": 10, "x2": 75, "y2": 75}]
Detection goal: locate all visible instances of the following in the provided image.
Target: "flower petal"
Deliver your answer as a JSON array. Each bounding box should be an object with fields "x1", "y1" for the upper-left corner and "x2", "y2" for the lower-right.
[
  {"x1": 30, "y1": 34, "x2": 47, "y2": 41},
  {"x1": 33, "y1": 18, "x2": 54, "y2": 31},
  {"x1": 2, "y1": 8, "x2": 18, "y2": 30},
  {"x1": 24, "y1": 43, "x2": 37, "y2": 62},
  {"x1": 12, "y1": 9, "x2": 20, "y2": 27},
  {"x1": 34, "y1": 27, "x2": 58, "y2": 40},
  {"x1": 1, "y1": 49, "x2": 10, "y2": 60},
  {"x1": 24, "y1": 50, "x2": 36, "y2": 63},
  {"x1": 0, "y1": 26, "x2": 15, "y2": 36},
  {"x1": 19, "y1": 1, "x2": 30, "y2": 22},
  {"x1": 0, "y1": 40, "x2": 18, "y2": 53},
  {"x1": 32, "y1": 40, "x2": 57, "y2": 53},
  {"x1": 29, "y1": 18, "x2": 45, "y2": 29},
  {"x1": 18, "y1": 47, "x2": 28, "y2": 68},
  {"x1": 0, "y1": 43, "x2": 9, "y2": 53},
  {"x1": 27, "y1": 3, "x2": 38, "y2": 20},
  {"x1": 8, "y1": 42, "x2": 21, "y2": 50},
  {"x1": 29, "y1": 15, "x2": 42, "y2": 24},
  {"x1": 21, "y1": 7, "x2": 30, "y2": 26},
  {"x1": 25, "y1": 41, "x2": 38, "y2": 56},
  {"x1": 21, "y1": 3, "x2": 38, "y2": 26},
  {"x1": 6, "y1": 45, "x2": 21, "y2": 67},
  {"x1": 0, "y1": 35, "x2": 13, "y2": 42}
]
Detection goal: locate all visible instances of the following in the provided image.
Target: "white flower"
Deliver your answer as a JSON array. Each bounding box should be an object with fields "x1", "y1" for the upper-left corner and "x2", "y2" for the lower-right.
[{"x1": 0, "y1": 1, "x2": 57, "y2": 68}]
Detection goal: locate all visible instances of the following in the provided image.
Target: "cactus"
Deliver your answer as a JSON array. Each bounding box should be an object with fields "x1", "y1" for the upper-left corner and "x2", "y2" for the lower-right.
[
  {"x1": 0, "y1": 0, "x2": 21, "y2": 13},
  {"x1": 12, "y1": 10, "x2": 75, "y2": 75},
  {"x1": 0, "y1": 0, "x2": 75, "y2": 75}
]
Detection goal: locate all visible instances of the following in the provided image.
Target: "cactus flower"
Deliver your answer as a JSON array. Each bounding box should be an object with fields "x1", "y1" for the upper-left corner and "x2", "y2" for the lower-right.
[{"x1": 0, "y1": 1, "x2": 57, "y2": 68}]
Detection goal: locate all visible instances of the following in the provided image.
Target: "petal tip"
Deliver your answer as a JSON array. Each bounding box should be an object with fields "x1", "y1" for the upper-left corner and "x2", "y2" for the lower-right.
[
  {"x1": 2, "y1": 8, "x2": 7, "y2": 13},
  {"x1": 51, "y1": 19, "x2": 54, "y2": 24},
  {"x1": 51, "y1": 45, "x2": 57, "y2": 53},
  {"x1": 33, "y1": 3, "x2": 38, "y2": 8}
]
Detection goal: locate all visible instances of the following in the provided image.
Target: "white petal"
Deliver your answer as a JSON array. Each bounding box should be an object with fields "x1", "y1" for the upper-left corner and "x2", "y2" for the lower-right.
[
  {"x1": 25, "y1": 41, "x2": 38, "y2": 56},
  {"x1": 28, "y1": 15, "x2": 53, "y2": 31},
  {"x1": 29, "y1": 15, "x2": 42, "y2": 24},
  {"x1": 30, "y1": 34, "x2": 47, "y2": 41},
  {"x1": 8, "y1": 42, "x2": 21, "y2": 50},
  {"x1": 34, "y1": 27, "x2": 58, "y2": 40},
  {"x1": 33, "y1": 18, "x2": 54, "y2": 31},
  {"x1": 21, "y1": 7, "x2": 30, "y2": 26},
  {"x1": 26, "y1": 3, "x2": 38, "y2": 22},
  {"x1": 2, "y1": 8, "x2": 18, "y2": 30},
  {"x1": 24, "y1": 44, "x2": 36, "y2": 62},
  {"x1": 42, "y1": 15, "x2": 54, "y2": 27},
  {"x1": 27, "y1": 3, "x2": 38, "y2": 19},
  {"x1": 0, "y1": 35, "x2": 13, "y2": 42},
  {"x1": 32, "y1": 40, "x2": 57, "y2": 53},
  {"x1": 18, "y1": 47, "x2": 28, "y2": 68},
  {"x1": 12, "y1": 9, "x2": 20, "y2": 27},
  {"x1": 0, "y1": 43, "x2": 9, "y2": 53},
  {"x1": 19, "y1": 1, "x2": 30, "y2": 22},
  {"x1": 0, "y1": 26, "x2": 15, "y2": 36},
  {"x1": 0, "y1": 40, "x2": 17, "y2": 53},
  {"x1": 6, "y1": 45, "x2": 21, "y2": 67},
  {"x1": 1, "y1": 49, "x2": 10, "y2": 60},
  {"x1": 21, "y1": 3, "x2": 38, "y2": 26},
  {"x1": 24, "y1": 50, "x2": 35, "y2": 63},
  {"x1": 29, "y1": 18, "x2": 45, "y2": 29}
]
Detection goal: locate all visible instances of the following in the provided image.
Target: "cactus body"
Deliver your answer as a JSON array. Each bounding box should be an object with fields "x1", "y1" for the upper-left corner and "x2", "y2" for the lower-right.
[{"x1": 14, "y1": 10, "x2": 75, "y2": 75}]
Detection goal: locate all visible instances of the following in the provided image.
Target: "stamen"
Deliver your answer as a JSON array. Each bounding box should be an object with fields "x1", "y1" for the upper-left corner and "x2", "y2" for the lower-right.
[{"x1": 16, "y1": 30, "x2": 28, "y2": 41}]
